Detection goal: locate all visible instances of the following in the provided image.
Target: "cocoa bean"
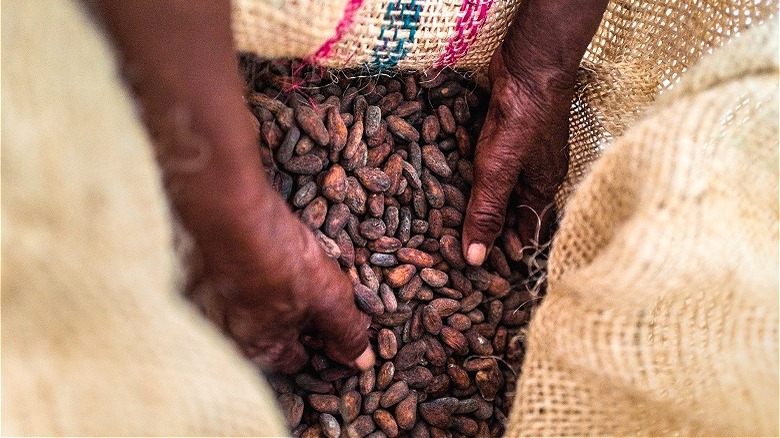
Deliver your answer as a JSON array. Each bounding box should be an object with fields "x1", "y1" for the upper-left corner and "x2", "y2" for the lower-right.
[
  {"x1": 341, "y1": 390, "x2": 362, "y2": 422},
  {"x1": 279, "y1": 393, "x2": 305, "y2": 429},
  {"x1": 309, "y1": 394, "x2": 340, "y2": 414},
  {"x1": 378, "y1": 328, "x2": 398, "y2": 360},
  {"x1": 440, "y1": 327, "x2": 469, "y2": 355},
  {"x1": 418, "y1": 397, "x2": 458, "y2": 428},
  {"x1": 354, "y1": 284, "x2": 384, "y2": 316},
  {"x1": 376, "y1": 361, "x2": 395, "y2": 390},
  {"x1": 421, "y1": 145, "x2": 452, "y2": 178},
  {"x1": 285, "y1": 154, "x2": 324, "y2": 174},
  {"x1": 395, "y1": 391, "x2": 418, "y2": 431},
  {"x1": 355, "y1": 167, "x2": 391, "y2": 193},
  {"x1": 373, "y1": 409, "x2": 399, "y2": 438},
  {"x1": 295, "y1": 106, "x2": 329, "y2": 146},
  {"x1": 324, "y1": 203, "x2": 350, "y2": 237},
  {"x1": 386, "y1": 115, "x2": 419, "y2": 142},
  {"x1": 379, "y1": 381, "x2": 409, "y2": 408}
]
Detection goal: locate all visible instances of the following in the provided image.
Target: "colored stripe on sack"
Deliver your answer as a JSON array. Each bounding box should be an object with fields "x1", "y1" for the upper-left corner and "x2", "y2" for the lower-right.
[
  {"x1": 435, "y1": 0, "x2": 493, "y2": 68},
  {"x1": 370, "y1": 0, "x2": 423, "y2": 71},
  {"x1": 311, "y1": 0, "x2": 366, "y2": 62}
]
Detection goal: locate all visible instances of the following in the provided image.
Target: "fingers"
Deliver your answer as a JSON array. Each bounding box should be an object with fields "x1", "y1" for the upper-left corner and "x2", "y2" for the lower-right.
[
  {"x1": 462, "y1": 94, "x2": 526, "y2": 266},
  {"x1": 311, "y1": 265, "x2": 375, "y2": 370}
]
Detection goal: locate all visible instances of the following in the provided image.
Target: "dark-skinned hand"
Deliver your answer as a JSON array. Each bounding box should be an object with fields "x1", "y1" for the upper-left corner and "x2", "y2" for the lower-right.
[
  {"x1": 88, "y1": 1, "x2": 373, "y2": 373},
  {"x1": 462, "y1": 0, "x2": 609, "y2": 266}
]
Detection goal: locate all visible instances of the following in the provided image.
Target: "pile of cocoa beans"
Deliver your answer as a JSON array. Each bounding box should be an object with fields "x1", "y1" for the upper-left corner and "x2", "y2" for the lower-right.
[{"x1": 240, "y1": 56, "x2": 540, "y2": 438}]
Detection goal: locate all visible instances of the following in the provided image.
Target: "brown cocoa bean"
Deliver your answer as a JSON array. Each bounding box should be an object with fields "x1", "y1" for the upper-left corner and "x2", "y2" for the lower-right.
[
  {"x1": 360, "y1": 218, "x2": 387, "y2": 240},
  {"x1": 395, "y1": 391, "x2": 418, "y2": 431},
  {"x1": 421, "y1": 115, "x2": 440, "y2": 144},
  {"x1": 292, "y1": 181, "x2": 318, "y2": 208},
  {"x1": 363, "y1": 391, "x2": 383, "y2": 414},
  {"x1": 421, "y1": 145, "x2": 452, "y2": 178},
  {"x1": 365, "y1": 105, "x2": 382, "y2": 138},
  {"x1": 277, "y1": 125, "x2": 301, "y2": 163},
  {"x1": 341, "y1": 390, "x2": 362, "y2": 422},
  {"x1": 447, "y1": 313, "x2": 472, "y2": 331},
  {"x1": 279, "y1": 393, "x2": 304, "y2": 429},
  {"x1": 360, "y1": 368, "x2": 376, "y2": 395},
  {"x1": 346, "y1": 415, "x2": 376, "y2": 438},
  {"x1": 436, "y1": 105, "x2": 456, "y2": 134},
  {"x1": 301, "y1": 196, "x2": 328, "y2": 229},
  {"x1": 424, "y1": 336, "x2": 447, "y2": 367},
  {"x1": 367, "y1": 236, "x2": 402, "y2": 253},
  {"x1": 396, "y1": 248, "x2": 435, "y2": 268},
  {"x1": 309, "y1": 394, "x2": 340, "y2": 414},
  {"x1": 440, "y1": 327, "x2": 469, "y2": 354},
  {"x1": 295, "y1": 106, "x2": 329, "y2": 146},
  {"x1": 261, "y1": 120, "x2": 284, "y2": 150},
  {"x1": 384, "y1": 264, "x2": 416, "y2": 288},
  {"x1": 373, "y1": 409, "x2": 399, "y2": 437},
  {"x1": 421, "y1": 305, "x2": 443, "y2": 335},
  {"x1": 354, "y1": 284, "x2": 384, "y2": 316},
  {"x1": 370, "y1": 253, "x2": 398, "y2": 267},
  {"x1": 355, "y1": 167, "x2": 391, "y2": 193},
  {"x1": 319, "y1": 413, "x2": 341, "y2": 438},
  {"x1": 379, "y1": 381, "x2": 409, "y2": 408},
  {"x1": 465, "y1": 330, "x2": 494, "y2": 355},
  {"x1": 395, "y1": 366, "x2": 433, "y2": 389},
  {"x1": 386, "y1": 115, "x2": 419, "y2": 142},
  {"x1": 378, "y1": 328, "x2": 398, "y2": 360},
  {"x1": 420, "y1": 268, "x2": 448, "y2": 288},
  {"x1": 285, "y1": 154, "x2": 324, "y2": 174},
  {"x1": 322, "y1": 164, "x2": 347, "y2": 203},
  {"x1": 345, "y1": 176, "x2": 367, "y2": 214},
  {"x1": 475, "y1": 366, "x2": 502, "y2": 402},
  {"x1": 344, "y1": 119, "x2": 364, "y2": 160},
  {"x1": 376, "y1": 361, "x2": 395, "y2": 390},
  {"x1": 324, "y1": 202, "x2": 350, "y2": 237},
  {"x1": 418, "y1": 397, "x2": 458, "y2": 428},
  {"x1": 453, "y1": 97, "x2": 470, "y2": 124},
  {"x1": 438, "y1": 234, "x2": 466, "y2": 270},
  {"x1": 394, "y1": 340, "x2": 425, "y2": 370},
  {"x1": 327, "y1": 105, "x2": 348, "y2": 151},
  {"x1": 379, "y1": 283, "x2": 398, "y2": 312},
  {"x1": 501, "y1": 227, "x2": 524, "y2": 261}
]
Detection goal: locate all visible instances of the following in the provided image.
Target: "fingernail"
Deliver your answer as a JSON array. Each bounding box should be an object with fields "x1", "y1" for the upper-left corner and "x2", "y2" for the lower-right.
[
  {"x1": 466, "y1": 243, "x2": 486, "y2": 265},
  {"x1": 354, "y1": 346, "x2": 375, "y2": 370}
]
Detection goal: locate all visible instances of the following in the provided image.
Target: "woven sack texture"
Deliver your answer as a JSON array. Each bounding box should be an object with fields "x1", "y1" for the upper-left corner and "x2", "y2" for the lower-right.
[
  {"x1": 1, "y1": 1, "x2": 287, "y2": 435},
  {"x1": 232, "y1": 0, "x2": 522, "y2": 72},
  {"x1": 508, "y1": 18, "x2": 779, "y2": 437}
]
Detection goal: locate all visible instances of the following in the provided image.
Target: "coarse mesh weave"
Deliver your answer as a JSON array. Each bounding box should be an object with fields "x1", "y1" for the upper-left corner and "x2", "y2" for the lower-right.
[{"x1": 509, "y1": 18, "x2": 779, "y2": 436}]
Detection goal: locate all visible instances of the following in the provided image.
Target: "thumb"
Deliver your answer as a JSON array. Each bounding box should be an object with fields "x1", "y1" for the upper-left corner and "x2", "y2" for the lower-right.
[
  {"x1": 311, "y1": 265, "x2": 374, "y2": 370},
  {"x1": 462, "y1": 105, "x2": 525, "y2": 266}
]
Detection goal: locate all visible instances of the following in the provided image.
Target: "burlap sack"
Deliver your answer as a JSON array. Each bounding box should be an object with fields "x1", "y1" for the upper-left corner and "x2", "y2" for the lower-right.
[
  {"x1": 508, "y1": 18, "x2": 779, "y2": 437},
  {"x1": 1, "y1": 1, "x2": 286, "y2": 435},
  {"x1": 232, "y1": 0, "x2": 522, "y2": 72},
  {"x1": 4, "y1": 0, "x2": 778, "y2": 435}
]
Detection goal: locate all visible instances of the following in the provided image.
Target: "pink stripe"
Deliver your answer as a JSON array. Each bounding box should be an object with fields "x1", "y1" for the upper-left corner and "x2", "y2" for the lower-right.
[
  {"x1": 435, "y1": 0, "x2": 493, "y2": 68},
  {"x1": 311, "y1": 0, "x2": 366, "y2": 62}
]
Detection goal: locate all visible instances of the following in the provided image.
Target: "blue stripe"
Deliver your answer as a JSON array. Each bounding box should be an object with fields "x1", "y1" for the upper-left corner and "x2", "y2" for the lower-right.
[{"x1": 370, "y1": 0, "x2": 423, "y2": 71}]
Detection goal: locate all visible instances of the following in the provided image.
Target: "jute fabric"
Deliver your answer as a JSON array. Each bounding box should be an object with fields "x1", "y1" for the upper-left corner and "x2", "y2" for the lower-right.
[{"x1": 508, "y1": 18, "x2": 779, "y2": 436}]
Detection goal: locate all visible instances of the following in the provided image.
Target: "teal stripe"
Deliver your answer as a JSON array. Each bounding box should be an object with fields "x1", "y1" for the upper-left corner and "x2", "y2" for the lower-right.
[{"x1": 370, "y1": 0, "x2": 422, "y2": 71}]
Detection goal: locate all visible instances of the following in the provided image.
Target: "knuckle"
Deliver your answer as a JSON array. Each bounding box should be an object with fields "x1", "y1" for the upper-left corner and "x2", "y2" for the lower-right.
[{"x1": 467, "y1": 206, "x2": 506, "y2": 239}]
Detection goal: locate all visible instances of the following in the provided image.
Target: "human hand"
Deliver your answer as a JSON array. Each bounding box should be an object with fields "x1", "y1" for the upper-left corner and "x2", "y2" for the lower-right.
[
  {"x1": 186, "y1": 183, "x2": 374, "y2": 373},
  {"x1": 461, "y1": 0, "x2": 609, "y2": 265},
  {"x1": 89, "y1": 0, "x2": 373, "y2": 373},
  {"x1": 461, "y1": 45, "x2": 572, "y2": 265}
]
